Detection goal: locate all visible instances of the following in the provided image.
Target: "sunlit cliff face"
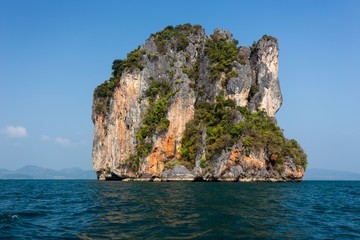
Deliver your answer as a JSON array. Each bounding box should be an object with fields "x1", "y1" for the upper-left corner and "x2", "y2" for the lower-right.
[{"x1": 91, "y1": 25, "x2": 305, "y2": 181}]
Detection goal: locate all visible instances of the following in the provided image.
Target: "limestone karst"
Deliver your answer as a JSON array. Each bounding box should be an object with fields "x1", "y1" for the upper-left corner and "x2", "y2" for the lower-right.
[{"x1": 92, "y1": 24, "x2": 307, "y2": 181}]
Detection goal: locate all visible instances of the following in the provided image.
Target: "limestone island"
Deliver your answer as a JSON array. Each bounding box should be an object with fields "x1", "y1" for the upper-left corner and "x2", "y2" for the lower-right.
[{"x1": 91, "y1": 24, "x2": 307, "y2": 181}]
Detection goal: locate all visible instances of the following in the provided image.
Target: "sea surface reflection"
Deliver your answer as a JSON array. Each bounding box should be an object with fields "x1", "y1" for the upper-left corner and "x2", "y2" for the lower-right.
[{"x1": 1, "y1": 180, "x2": 359, "y2": 239}]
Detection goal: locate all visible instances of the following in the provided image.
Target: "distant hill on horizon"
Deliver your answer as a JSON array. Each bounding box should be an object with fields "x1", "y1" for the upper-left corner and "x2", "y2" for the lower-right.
[
  {"x1": 304, "y1": 168, "x2": 360, "y2": 180},
  {"x1": 0, "y1": 165, "x2": 96, "y2": 179}
]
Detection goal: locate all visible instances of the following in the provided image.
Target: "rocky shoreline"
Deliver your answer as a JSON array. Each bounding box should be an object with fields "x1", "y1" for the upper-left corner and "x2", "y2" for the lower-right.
[
  {"x1": 99, "y1": 165, "x2": 303, "y2": 182},
  {"x1": 105, "y1": 178, "x2": 302, "y2": 182}
]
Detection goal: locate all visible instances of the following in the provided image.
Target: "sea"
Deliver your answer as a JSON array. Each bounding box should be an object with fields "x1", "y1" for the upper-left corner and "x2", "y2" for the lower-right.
[{"x1": 0, "y1": 180, "x2": 359, "y2": 239}]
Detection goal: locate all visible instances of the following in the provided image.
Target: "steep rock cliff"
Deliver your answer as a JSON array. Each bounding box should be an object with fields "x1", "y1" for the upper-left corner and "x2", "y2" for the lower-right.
[{"x1": 92, "y1": 24, "x2": 307, "y2": 181}]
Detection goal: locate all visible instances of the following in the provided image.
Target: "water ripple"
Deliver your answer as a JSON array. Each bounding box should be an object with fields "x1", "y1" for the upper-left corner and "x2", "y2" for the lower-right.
[
  {"x1": 0, "y1": 213, "x2": 18, "y2": 223},
  {"x1": 0, "y1": 180, "x2": 359, "y2": 239}
]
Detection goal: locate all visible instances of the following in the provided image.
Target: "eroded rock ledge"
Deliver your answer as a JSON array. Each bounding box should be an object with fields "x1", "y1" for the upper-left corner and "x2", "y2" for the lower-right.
[
  {"x1": 100, "y1": 165, "x2": 303, "y2": 182},
  {"x1": 92, "y1": 24, "x2": 307, "y2": 182}
]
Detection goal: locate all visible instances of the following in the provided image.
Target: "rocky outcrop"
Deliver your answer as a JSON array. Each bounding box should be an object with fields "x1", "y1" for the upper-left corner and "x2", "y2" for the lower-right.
[
  {"x1": 249, "y1": 36, "x2": 282, "y2": 117},
  {"x1": 92, "y1": 24, "x2": 307, "y2": 181}
]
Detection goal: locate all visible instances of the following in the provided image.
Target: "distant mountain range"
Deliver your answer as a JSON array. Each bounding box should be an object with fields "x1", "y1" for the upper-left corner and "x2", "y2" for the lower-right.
[
  {"x1": 0, "y1": 165, "x2": 96, "y2": 179},
  {"x1": 304, "y1": 168, "x2": 360, "y2": 180}
]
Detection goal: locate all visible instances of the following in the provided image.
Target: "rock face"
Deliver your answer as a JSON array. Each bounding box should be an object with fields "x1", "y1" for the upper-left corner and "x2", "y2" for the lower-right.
[{"x1": 92, "y1": 24, "x2": 307, "y2": 181}]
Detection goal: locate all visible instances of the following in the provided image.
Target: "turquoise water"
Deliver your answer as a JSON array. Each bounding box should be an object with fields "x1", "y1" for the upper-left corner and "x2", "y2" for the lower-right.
[{"x1": 0, "y1": 180, "x2": 359, "y2": 239}]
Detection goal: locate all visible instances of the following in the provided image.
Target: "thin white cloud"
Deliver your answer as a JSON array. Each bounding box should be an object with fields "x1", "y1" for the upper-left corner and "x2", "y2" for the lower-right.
[
  {"x1": 55, "y1": 137, "x2": 71, "y2": 146},
  {"x1": 40, "y1": 134, "x2": 50, "y2": 141},
  {"x1": 2, "y1": 125, "x2": 28, "y2": 138}
]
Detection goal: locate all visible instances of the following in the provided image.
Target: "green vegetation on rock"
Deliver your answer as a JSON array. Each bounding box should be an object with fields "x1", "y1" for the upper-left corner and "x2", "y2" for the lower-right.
[
  {"x1": 182, "y1": 56, "x2": 200, "y2": 88},
  {"x1": 127, "y1": 78, "x2": 177, "y2": 171},
  {"x1": 205, "y1": 33, "x2": 239, "y2": 82},
  {"x1": 93, "y1": 77, "x2": 118, "y2": 116},
  {"x1": 93, "y1": 47, "x2": 146, "y2": 117},
  {"x1": 247, "y1": 84, "x2": 259, "y2": 101},
  {"x1": 180, "y1": 92, "x2": 307, "y2": 170},
  {"x1": 112, "y1": 46, "x2": 146, "y2": 78},
  {"x1": 261, "y1": 34, "x2": 278, "y2": 42},
  {"x1": 180, "y1": 93, "x2": 240, "y2": 167},
  {"x1": 151, "y1": 24, "x2": 202, "y2": 54},
  {"x1": 164, "y1": 159, "x2": 193, "y2": 170},
  {"x1": 237, "y1": 107, "x2": 307, "y2": 170},
  {"x1": 250, "y1": 34, "x2": 278, "y2": 52}
]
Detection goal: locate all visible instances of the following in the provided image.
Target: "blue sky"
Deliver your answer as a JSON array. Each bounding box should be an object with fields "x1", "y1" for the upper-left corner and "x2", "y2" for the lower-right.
[{"x1": 0, "y1": 0, "x2": 359, "y2": 172}]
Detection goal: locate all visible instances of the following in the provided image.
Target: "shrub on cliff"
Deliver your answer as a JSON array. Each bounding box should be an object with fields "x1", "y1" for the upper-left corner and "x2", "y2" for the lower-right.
[
  {"x1": 112, "y1": 47, "x2": 145, "y2": 78},
  {"x1": 181, "y1": 93, "x2": 240, "y2": 166},
  {"x1": 205, "y1": 32, "x2": 239, "y2": 82},
  {"x1": 93, "y1": 77, "x2": 118, "y2": 115},
  {"x1": 128, "y1": 79, "x2": 177, "y2": 170},
  {"x1": 151, "y1": 24, "x2": 201, "y2": 54},
  {"x1": 180, "y1": 95, "x2": 307, "y2": 170},
  {"x1": 250, "y1": 34, "x2": 278, "y2": 52},
  {"x1": 235, "y1": 108, "x2": 307, "y2": 170},
  {"x1": 94, "y1": 77, "x2": 117, "y2": 99},
  {"x1": 93, "y1": 46, "x2": 147, "y2": 116}
]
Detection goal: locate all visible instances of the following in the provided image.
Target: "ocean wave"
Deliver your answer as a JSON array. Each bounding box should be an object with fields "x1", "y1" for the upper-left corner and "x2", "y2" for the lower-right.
[{"x1": 0, "y1": 213, "x2": 18, "y2": 223}]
